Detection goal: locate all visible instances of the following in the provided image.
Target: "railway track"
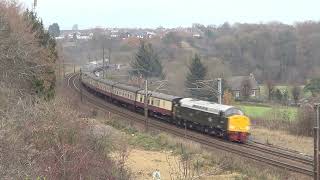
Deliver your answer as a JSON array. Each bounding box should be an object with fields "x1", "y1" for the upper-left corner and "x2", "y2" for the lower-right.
[
  {"x1": 66, "y1": 73, "x2": 314, "y2": 177},
  {"x1": 246, "y1": 140, "x2": 313, "y2": 166}
]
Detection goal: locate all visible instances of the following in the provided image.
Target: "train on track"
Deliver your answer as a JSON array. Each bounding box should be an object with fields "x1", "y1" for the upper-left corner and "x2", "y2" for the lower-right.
[{"x1": 80, "y1": 65, "x2": 251, "y2": 143}]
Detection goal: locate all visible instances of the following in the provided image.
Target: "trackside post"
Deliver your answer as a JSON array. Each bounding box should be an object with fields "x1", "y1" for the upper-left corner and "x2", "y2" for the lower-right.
[
  {"x1": 144, "y1": 79, "x2": 149, "y2": 132},
  {"x1": 80, "y1": 69, "x2": 83, "y2": 102},
  {"x1": 314, "y1": 103, "x2": 320, "y2": 180}
]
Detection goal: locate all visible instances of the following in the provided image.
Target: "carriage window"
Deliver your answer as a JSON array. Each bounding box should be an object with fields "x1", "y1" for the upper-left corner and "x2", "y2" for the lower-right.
[{"x1": 154, "y1": 99, "x2": 160, "y2": 106}]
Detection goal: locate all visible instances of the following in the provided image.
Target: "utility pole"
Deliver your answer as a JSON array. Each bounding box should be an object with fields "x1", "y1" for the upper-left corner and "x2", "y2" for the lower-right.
[
  {"x1": 144, "y1": 79, "x2": 149, "y2": 132},
  {"x1": 102, "y1": 45, "x2": 105, "y2": 78},
  {"x1": 32, "y1": 0, "x2": 37, "y2": 12},
  {"x1": 217, "y1": 78, "x2": 222, "y2": 104},
  {"x1": 314, "y1": 103, "x2": 320, "y2": 180},
  {"x1": 80, "y1": 69, "x2": 83, "y2": 102},
  {"x1": 108, "y1": 47, "x2": 111, "y2": 65},
  {"x1": 62, "y1": 56, "x2": 65, "y2": 78}
]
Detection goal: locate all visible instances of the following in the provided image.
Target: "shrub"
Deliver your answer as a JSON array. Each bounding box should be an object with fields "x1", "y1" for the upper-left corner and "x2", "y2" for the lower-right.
[
  {"x1": 0, "y1": 97, "x2": 131, "y2": 179},
  {"x1": 290, "y1": 105, "x2": 315, "y2": 136}
]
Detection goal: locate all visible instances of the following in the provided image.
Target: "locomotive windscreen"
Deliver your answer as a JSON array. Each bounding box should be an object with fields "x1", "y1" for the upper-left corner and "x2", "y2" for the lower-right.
[{"x1": 225, "y1": 108, "x2": 244, "y2": 117}]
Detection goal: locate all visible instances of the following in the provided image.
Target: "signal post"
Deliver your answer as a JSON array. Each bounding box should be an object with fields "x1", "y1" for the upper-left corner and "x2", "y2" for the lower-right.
[{"x1": 314, "y1": 103, "x2": 320, "y2": 180}]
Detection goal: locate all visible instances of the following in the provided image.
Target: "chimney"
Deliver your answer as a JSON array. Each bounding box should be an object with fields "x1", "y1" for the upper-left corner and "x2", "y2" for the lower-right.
[{"x1": 249, "y1": 73, "x2": 254, "y2": 79}]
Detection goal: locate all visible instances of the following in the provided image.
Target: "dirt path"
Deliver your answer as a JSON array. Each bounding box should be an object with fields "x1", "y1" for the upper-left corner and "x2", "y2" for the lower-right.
[{"x1": 126, "y1": 149, "x2": 240, "y2": 180}]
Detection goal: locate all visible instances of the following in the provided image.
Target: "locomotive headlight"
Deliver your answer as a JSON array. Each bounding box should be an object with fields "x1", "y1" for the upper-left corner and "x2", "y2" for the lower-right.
[
  {"x1": 229, "y1": 125, "x2": 235, "y2": 130},
  {"x1": 245, "y1": 126, "x2": 250, "y2": 131}
]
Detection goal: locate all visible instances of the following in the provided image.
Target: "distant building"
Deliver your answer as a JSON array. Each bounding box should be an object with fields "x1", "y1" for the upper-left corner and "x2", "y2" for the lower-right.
[
  {"x1": 192, "y1": 33, "x2": 201, "y2": 38},
  {"x1": 227, "y1": 73, "x2": 260, "y2": 99}
]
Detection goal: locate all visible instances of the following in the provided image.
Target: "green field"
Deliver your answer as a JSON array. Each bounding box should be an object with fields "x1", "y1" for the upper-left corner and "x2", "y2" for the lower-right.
[
  {"x1": 237, "y1": 104, "x2": 298, "y2": 121},
  {"x1": 259, "y1": 85, "x2": 311, "y2": 98}
]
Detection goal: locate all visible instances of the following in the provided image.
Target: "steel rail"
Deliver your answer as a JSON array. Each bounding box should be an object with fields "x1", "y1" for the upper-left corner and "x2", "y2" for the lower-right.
[{"x1": 66, "y1": 73, "x2": 313, "y2": 176}]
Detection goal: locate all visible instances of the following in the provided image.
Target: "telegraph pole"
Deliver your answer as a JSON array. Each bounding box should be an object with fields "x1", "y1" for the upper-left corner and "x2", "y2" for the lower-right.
[
  {"x1": 102, "y1": 45, "x2": 105, "y2": 78},
  {"x1": 108, "y1": 47, "x2": 111, "y2": 65},
  {"x1": 32, "y1": 0, "x2": 37, "y2": 12},
  {"x1": 144, "y1": 79, "x2": 149, "y2": 132},
  {"x1": 217, "y1": 78, "x2": 222, "y2": 104},
  {"x1": 315, "y1": 103, "x2": 320, "y2": 180},
  {"x1": 80, "y1": 69, "x2": 83, "y2": 102}
]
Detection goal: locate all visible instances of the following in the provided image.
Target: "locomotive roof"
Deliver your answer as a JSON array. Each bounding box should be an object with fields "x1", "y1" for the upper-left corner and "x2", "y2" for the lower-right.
[
  {"x1": 179, "y1": 98, "x2": 241, "y2": 115},
  {"x1": 138, "y1": 90, "x2": 181, "y2": 101}
]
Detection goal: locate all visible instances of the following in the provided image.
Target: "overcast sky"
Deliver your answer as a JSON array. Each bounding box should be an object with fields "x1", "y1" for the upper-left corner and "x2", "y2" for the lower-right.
[{"x1": 20, "y1": 0, "x2": 319, "y2": 30}]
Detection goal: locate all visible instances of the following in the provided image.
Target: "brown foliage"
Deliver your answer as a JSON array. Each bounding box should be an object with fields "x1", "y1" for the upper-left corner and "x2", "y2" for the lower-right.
[
  {"x1": 291, "y1": 85, "x2": 301, "y2": 105},
  {"x1": 0, "y1": 1, "x2": 55, "y2": 96},
  {"x1": 0, "y1": 94, "x2": 131, "y2": 179},
  {"x1": 240, "y1": 79, "x2": 252, "y2": 99},
  {"x1": 266, "y1": 80, "x2": 274, "y2": 101},
  {"x1": 223, "y1": 90, "x2": 233, "y2": 105},
  {"x1": 290, "y1": 105, "x2": 315, "y2": 136}
]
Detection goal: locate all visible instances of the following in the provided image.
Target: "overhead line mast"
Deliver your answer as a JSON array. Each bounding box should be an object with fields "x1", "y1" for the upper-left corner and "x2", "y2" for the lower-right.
[{"x1": 32, "y1": 0, "x2": 37, "y2": 12}]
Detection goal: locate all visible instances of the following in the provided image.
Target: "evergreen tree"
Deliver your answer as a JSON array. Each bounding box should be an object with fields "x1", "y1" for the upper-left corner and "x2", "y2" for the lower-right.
[
  {"x1": 23, "y1": 10, "x2": 57, "y2": 60},
  {"x1": 48, "y1": 23, "x2": 60, "y2": 37},
  {"x1": 130, "y1": 41, "x2": 163, "y2": 79},
  {"x1": 304, "y1": 78, "x2": 320, "y2": 96},
  {"x1": 23, "y1": 10, "x2": 57, "y2": 99},
  {"x1": 185, "y1": 54, "x2": 207, "y2": 98}
]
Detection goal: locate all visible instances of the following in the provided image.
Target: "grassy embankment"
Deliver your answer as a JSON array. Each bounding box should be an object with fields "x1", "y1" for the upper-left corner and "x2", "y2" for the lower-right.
[
  {"x1": 95, "y1": 113, "x2": 310, "y2": 180},
  {"x1": 237, "y1": 104, "x2": 298, "y2": 122}
]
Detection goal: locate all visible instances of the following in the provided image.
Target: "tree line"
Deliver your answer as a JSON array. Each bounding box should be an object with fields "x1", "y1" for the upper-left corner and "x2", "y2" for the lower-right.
[
  {"x1": 131, "y1": 41, "x2": 216, "y2": 100},
  {"x1": 131, "y1": 40, "x2": 320, "y2": 104},
  {"x1": 162, "y1": 22, "x2": 320, "y2": 84}
]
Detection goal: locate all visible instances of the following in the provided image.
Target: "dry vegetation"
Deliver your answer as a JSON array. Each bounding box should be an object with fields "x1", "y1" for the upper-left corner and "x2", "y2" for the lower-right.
[
  {"x1": 251, "y1": 127, "x2": 313, "y2": 155},
  {"x1": 95, "y1": 115, "x2": 311, "y2": 180},
  {"x1": 251, "y1": 104, "x2": 315, "y2": 144},
  {"x1": 0, "y1": 95, "x2": 129, "y2": 179},
  {"x1": 0, "y1": 1, "x2": 132, "y2": 179},
  {"x1": 0, "y1": 1, "x2": 56, "y2": 98}
]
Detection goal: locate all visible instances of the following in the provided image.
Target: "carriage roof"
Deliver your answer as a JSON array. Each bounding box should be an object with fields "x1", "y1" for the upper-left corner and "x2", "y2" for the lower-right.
[{"x1": 138, "y1": 90, "x2": 181, "y2": 101}]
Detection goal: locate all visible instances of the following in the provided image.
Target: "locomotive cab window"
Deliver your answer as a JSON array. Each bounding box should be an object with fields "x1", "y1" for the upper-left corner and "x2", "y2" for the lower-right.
[{"x1": 225, "y1": 108, "x2": 244, "y2": 117}]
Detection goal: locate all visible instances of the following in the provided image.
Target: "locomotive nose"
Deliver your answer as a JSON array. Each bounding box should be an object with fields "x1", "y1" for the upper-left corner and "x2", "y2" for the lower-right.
[
  {"x1": 228, "y1": 115, "x2": 250, "y2": 132},
  {"x1": 227, "y1": 115, "x2": 250, "y2": 142}
]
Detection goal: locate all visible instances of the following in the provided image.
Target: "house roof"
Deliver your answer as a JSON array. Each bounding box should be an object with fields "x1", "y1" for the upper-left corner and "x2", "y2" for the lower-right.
[{"x1": 227, "y1": 74, "x2": 259, "y2": 91}]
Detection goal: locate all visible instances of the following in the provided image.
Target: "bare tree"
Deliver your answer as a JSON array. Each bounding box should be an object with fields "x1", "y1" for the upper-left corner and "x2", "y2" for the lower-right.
[
  {"x1": 266, "y1": 80, "x2": 275, "y2": 101},
  {"x1": 291, "y1": 85, "x2": 301, "y2": 105},
  {"x1": 241, "y1": 79, "x2": 252, "y2": 99}
]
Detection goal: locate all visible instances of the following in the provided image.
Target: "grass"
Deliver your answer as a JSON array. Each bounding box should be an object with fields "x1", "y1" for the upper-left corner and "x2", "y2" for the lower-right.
[
  {"x1": 251, "y1": 127, "x2": 313, "y2": 155},
  {"x1": 237, "y1": 104, "x2": 298, "y2": 121},
  {"x1": 101, "y1": 117, "x2": 307, "y2": 179},
  {"x1": 259, "y1": 85, "x2": 312, "y2": 98}
]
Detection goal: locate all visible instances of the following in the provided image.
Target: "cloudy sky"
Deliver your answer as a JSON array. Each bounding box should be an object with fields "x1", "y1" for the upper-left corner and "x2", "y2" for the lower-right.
[{"x1": 20, "y1": 0, "x2": 319, "y2": 30}]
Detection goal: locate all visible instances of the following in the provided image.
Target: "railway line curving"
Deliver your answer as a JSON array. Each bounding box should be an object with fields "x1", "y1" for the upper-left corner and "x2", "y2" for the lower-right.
[{"x1": 66, "y1": 73, "x2": 313, "y2": 177}]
